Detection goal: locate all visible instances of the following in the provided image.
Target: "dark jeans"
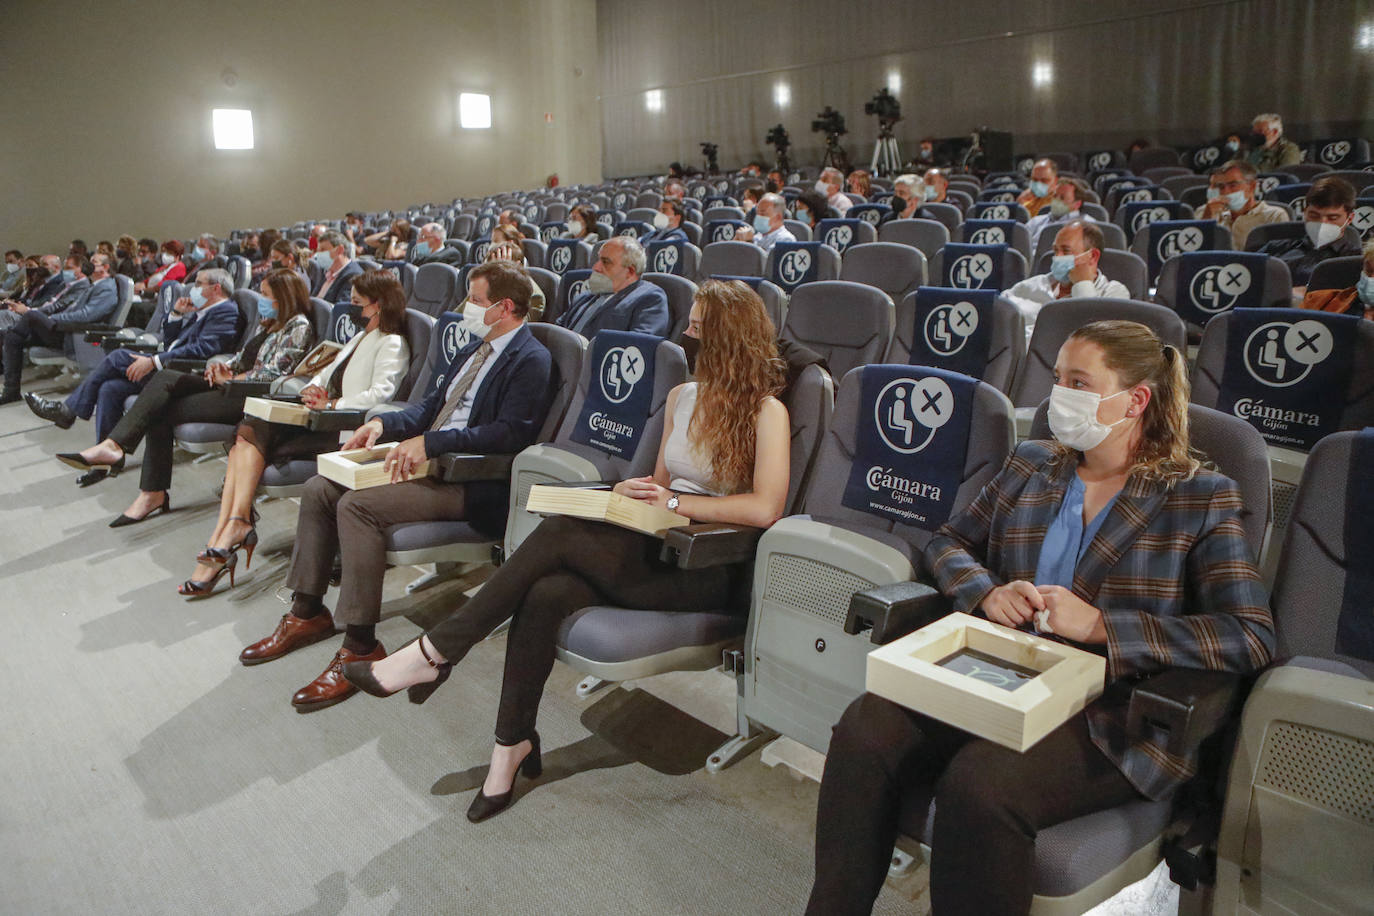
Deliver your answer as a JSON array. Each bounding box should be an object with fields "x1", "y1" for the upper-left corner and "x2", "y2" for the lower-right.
[
  {"x1": 805, "y1": 693, "x2": 1139, "y2": 916},
  {"x1": 64, "y1": 348, "x2": 145, "y2": 441},
  {"x1": 2, "y1": 311, "x2": 65, "y2": 390},
  {"x1": 105, "y1": 369, "x2": 246, "y2": 491},
  {"x1": 424, "y1": 516, "x2": 739, "y2": 745}
]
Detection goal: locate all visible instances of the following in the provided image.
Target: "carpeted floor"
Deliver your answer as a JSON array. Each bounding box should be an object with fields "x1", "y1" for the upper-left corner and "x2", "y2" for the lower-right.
[{"x1": 0, "y1": 369, "x2": 929, "y2": 916}]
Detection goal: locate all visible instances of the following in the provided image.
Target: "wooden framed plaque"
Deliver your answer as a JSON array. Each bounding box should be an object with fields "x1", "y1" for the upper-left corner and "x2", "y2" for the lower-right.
[
  {"x1": 316, "y1": 443, "x2": 432, "y2": 491},
  {"x1": 524, "y1": 483, "x2": 689, "y2": 537},
  {"x1": 243, "y1": 396, "x2": 312, "y2": 427},
  {"x1": 866, "y1": 612, "x2": 1106, "y2": 752}
]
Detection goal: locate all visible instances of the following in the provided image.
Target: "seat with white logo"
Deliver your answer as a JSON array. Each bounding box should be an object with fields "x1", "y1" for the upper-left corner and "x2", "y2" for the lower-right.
[
  {"x1": 381, "y1": 322, "x2": 587, "y2": 593},
  {"x1": 545, "y1": 238, "x2": 593, "y2": 276},
  {"x1": 967, "y1": 202, "x2": 1031, "y2": 224},
  {"x1": 1130, "y1": 219, "x2": 1233, "y2": 284},
  {"x1": 839, "y1": 242, "x2": 927, "y2": 304},
  {"x1": 976, "y1": 187, "x2": 1022, "y2": 205},
  {"x1": 765, "y1": 241, "x2": 841, "y2": 294},
  {"x1": 954, "y1": 219, "x2": 1032, "y2": 260},
  {"x1": 1106, "y1": 182, "x2": 1173, "y2": 217},
  {"x1": 816, "y1": 218, "x2": 876, "y2": 254},
  {"x1": 699, "y1": 241, "x2": 766, "y2": 280},
  {"x1": 930, "y1": 243, "x2": 1027, "y2": 292},
  {"x1": 1142, "y1": 165, "x2": 1194, "y2": 185},
  {"x1": 704, "y1": 206, "x2": 747, "y2": 224},
  {"x1": 707, "y1": 275, "x2": 787, "y2": 331},
  {"x1": 779, "y1": 281, "x2": 893, "y2": 381},
  {"x1": 641, "y1": 273, "x2": 696, "y2": 339},
  {"x1": 1351, "y1": 194, "x2": 1374, "y2": 240},
  {"x1": 706, "y1": 363, "x2": 1014, "y2": 769},
  {"x1": 887, "y1": 288, "x2": 1025, "y2": 395},
  {"x1": 1113, "y1": 199, "x2": 1194, "y2": 243},
  {"x1": 1303, "y1": 138, "x2": 1372, "y2": 169},
  {"x1": 1190, "y1": 308, "x2": 1374, "y2": 580},
  {"x1": 1155, "y1": 251, "x2": 1292, "y2": 339},
  {"x1": 645, "y1": 239, "x2": 701, "y2": 279},
  {"x1": 625, "y1": 207, "x2": 659, "y2": 225},
  {"x1": 848, "y1": 204, "x2": 892, "y2": 227},
  {"x1": 405, "y1": 262, "x2": 460, "y2": 317},
  {"x1": 613, "y1": 221, "x2": 652, "y2": 241},
  {"x1": 1031, "y1": 248, "x2": 1150, "y2": 300},
  {"x1": 878, "y1": 218, "x2": 951, "y2": 262}
]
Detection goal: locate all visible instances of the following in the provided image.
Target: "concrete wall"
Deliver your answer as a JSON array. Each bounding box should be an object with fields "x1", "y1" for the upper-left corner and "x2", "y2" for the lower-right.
[{"x1": 0, "y1": 0, "x2": 602, "y2": 252}]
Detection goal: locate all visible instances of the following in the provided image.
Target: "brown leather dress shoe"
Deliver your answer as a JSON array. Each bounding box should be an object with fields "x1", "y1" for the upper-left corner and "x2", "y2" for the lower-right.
[
  {"x1": 239, "y1": 611, "x2": 336, "y2": 666},
  {"x1": 291, "y1": 643, "x2": 387, "y2": 713}
]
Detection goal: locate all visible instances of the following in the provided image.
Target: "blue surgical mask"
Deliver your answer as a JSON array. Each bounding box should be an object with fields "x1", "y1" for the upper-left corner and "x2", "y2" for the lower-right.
[
  {"x1": 1029, "y1": 180, "x2": 1051, "y2": 198},
  {"x1": 796, "y1": 209, "x2": 813, "y2": 227},
  {"x1": 752, "y1": 214, "x2": 771, "y2": 234},
  {"x1": 61, "y1": 269, "x2": 76, "y2": 282},
  {"x1": 1050, "y1": 253, "x2": 1079, "y2": 283},
  {"x1": 1358, "y1": 274, "x2": 1374, "y2": 306},
  {"x1": 193, "y1": 245, "x2": 207, "y2": 260},
  {"x1": 413, "y1": 241, "x2": 432, "y2": 257},
  {"x1": 1226, "y1": 140, "x2": 1240, "y2": 152},
  {"x1": 312, "y1": 250, "x2": 333, "y2": 270},
  {"x1": 923, "y1": 185, "x2": 938, "y2": 201},
  {"x1": 256, "y1": 294, "x2": 277, "y2": 320},
  {"x1": 190, "y1": 286, "x2": 207, "y2": 308},
  {"x1": 1206, "y1": 187, "x2": 1220, "y2": 201},
  {"x1": 1224, "y1": 190, "x2": 1248, "y2": 212}
]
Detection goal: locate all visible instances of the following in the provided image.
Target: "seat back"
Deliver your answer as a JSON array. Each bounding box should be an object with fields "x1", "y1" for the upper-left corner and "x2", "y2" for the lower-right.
[
  {"x1": 1305, "y1": 138, "x2": 1373, "y2": 169},
  {"x1": 1127, "y1": 146, "x2": 1181, "y2": 173},
  {"x1": 526, "y1": 267, "x2": 557, "y2": 315},
  {"x1": 1115, "y1": 199, "x2": 1194, "y2": 242},
  {"x1": 147, "y1": 281, "x2": 184, "y2": 336},
  {"x1": 1243, "y1": 220, "x2": 1362, "y2": 253},
  {"x1": 641, "y1": 272, "x2": 696, "y2": 339},
  {"x1": 783, "y1": 219, "x2": 812, "y2": 242},
  {"x1": 547, "y1": 269, "x2": 592, "y2": 325},
  {"x1": 967, "y1": 201, "x2": 1031, "y2": 223},
  {"x1": 1030, "y1": 248, "x2": 1150, "y2": 300},
  {"x1": 545, "y1": 238, "x2": 593, "y2": 276},
  {"x1": 645, "y1": 239, "x2": 701, "y2": 278},
  {"x1": 226, "y1": 256, "x2": 250, "y2": 292},
  {"x1": 780, "y1": 281, "x2": 893, "y2": 381},
  {"x1": 916, "y1": 202, "x2": 964, "y2": 233},
  {"x1": 839, "y1": 242, "x2": 927, "y2": 303},
  {"x1": 1013, "y1": 299, "x2": 1186, "y2": 407},
  {"x1": 1106, "y1": 183, "x2": 1171, "y2": 216},
  {"x1": 705, "y1": 219, "x2": 750, "y2": 245},
  {"x1": 405, "y1": 262, "x2": 460, "y2": 317},
  {"x1": 1308, "y1": 256, "x2": 1364, "y2": 292},
  {"x1": 700, "y1": 240, "x2": 766, "y2": 279},
  {"x1": 848, "y1": 204, "x2": 892, "y2": 227},
  {"x1": 520, "y1": 238, "x2": 546, "y2": 269},
  {"x1": 1155, "y1": 252, "x2": 1293, "y2": 333},
  {"x1": 930, "y1": 243, "x2": 1027, "y2": 292},
  {"x1": 326, "y1": 300, "x2": 366, "y2": 344},
  {"x1": 708, "y1": 275, "x2": 787, "y2": 332},
  {"x1": 816, "y1": 218, "x2": 876, "y2": 254},
  {"x1": 1084, "y1": 149, "x2": 1126, "y2": 172},
  {"x1": 625, "y1": 207, "x2": 658, "y2": 225},
  {"x1": 954, "y1": 219, "x2": 1032, "y2": 260},
  {"x1": 525, "y1": 322, "x2": 588, "y2": 442},
  {"x1": 1130, "y1": 219, "x2": 1233, "y2": 283},
  {"x1": 394, "y1": 309, "x2": 435, "y2": 402},
  {"x1": 308, "y1": 297, "x2": 333, "y2": 341},
  {"x1": 782, "y1": 364, "x2": 836, "y2": 512},
  {"x1": 888, "y1": 288, "x2": 1024, "y2": 396},
  {"x1": 878, "y1": 218, "x2": 950, "y2": 261},
  {"x1": 613, "y1": 220, "x2": 652, "y2": 240}
]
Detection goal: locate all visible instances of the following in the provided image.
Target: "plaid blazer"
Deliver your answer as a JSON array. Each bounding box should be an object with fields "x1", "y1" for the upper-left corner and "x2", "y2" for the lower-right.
[{"x1": 926, "y1": 439, "x2": 1275, "y2": 800}]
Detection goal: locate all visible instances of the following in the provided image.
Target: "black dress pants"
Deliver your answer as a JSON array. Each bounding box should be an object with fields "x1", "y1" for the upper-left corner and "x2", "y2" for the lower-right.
[
  {"x1": 424, "y1": 516, "x2": 739, "y2": 745},
  {"x1": 805, "y1": 693, "x2": 1139, "y2": 916},
  {"x1": 112, "y1": 374, "x2": 249, "y2": 491}
]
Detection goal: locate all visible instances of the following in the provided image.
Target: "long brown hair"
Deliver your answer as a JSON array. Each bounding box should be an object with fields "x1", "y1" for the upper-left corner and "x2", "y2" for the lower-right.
[
  {"x1": 689, "y1": 279, "x2": 786, "y2": 493},
  {"x1": 352, "y1": 270, "x2": 408, "y2": 335},
  {"x1": 1067, "y1": 320, "x2": 1200, "y2": 483},
  {"x1": 260, "y1": 269, "x2": 312, "y2": 333}
]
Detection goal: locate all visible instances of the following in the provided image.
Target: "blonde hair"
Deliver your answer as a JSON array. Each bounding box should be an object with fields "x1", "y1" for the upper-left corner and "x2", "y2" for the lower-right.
[{"x1": 1067, "y1": 320, "x2": 1200, "y2": 483}]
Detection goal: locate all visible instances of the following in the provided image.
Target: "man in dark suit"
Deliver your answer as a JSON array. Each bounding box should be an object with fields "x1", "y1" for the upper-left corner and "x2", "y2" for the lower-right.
[
  {"x1": 25, "y1": 268, "x2": 241, "y2": 439},
  {"x1": 408, "y1": 222, "x2": 466, "y2": 267},
  {"x1": 183, "y1": 233, "x2": 225, "y2": 283},
  {"x1": 555, "y1": 236, "x2": 670, "y2": 337},
  {"x1": 310, "y1": 230, "x2": 364, "y2": 304},
  {"x1": 1, "y1": 253, "x2": 119, "y2": 402},
  {"x1": 0, "y1": 254, "x2": 68, "y2": 338},
  {"x1": 239, "y1": 260, "x2": 554, "y2": 711},
  {"x1": 641, "y1": 199, "x2": 689, "y2": 245}
]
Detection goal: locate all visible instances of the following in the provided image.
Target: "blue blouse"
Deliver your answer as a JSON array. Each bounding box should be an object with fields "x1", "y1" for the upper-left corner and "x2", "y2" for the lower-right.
[{"x1": 1034, "y1": 473, "x2": 1120, "y2": 589}]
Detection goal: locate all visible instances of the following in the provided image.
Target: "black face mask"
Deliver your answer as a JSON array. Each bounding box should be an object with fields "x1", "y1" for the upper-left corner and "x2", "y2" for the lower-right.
[
  {"x1": 678, "y1": 333, "x2": 699, "y2": 375},
  {"x1": 243, "y1": 246, "x2": 259, "y2": 258},
  {"x1": 1248, "y1": 131, "x2": 1267, "y2": 148},
  {"x1": 116, "y1": 248, "x2": 129, "y2": 259}
]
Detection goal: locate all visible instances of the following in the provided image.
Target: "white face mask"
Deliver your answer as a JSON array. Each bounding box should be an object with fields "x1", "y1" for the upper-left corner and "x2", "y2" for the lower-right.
[
  {"x1": 814, "y1": 179, "x2": 831, "y2": 195},
  {"x1": 161, "y1": 252, "x2": 176, "y2": 265},
  {"x1": 461, "y1": 299, "x2": 495, "y2": 340},
  {"x1": 5, "y1": 262, "x2": 18, "y2": 274},
  {"x1": 566, "y1": 219, "x2": 584, "y2": 236},
  {"x1": 1047, "y1": 386, "x2": 1129, "y2": 451},
  {"x1": 1306, "y1": 220, "x2": 1343, "y2": 249},
  {"x1": 652, "y1": 212, "x2": 670, "y2": 230}
]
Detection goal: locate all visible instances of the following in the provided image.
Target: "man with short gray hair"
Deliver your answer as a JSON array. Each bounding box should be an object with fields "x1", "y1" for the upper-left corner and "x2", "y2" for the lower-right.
[
  {"x1": 184, "y1": 233, "x2": 222, "y2": 283},
  {"x1": 409, "y1": 223, "x2": 465, "y2": 267},
  {"x1": 1248, "y1": 113, "x2": 1301, "y2": 172},
  {"x1": 816, "y1": 167, "x2": 853, "y2": 216},
  {"x1": 311, "y1": 229, "x2": 364, "y2": 304},
  {"x1": 735, "y1": 193, "x2": 796, "y2": 251},
  {"x1": 891, "y1": 174, "x2": 926, "y2": 219},
  {"x1": 1194, "y1": 159, "x2": 1287, "y2": 249},
  {"x1": 555, "y1": 236, "x2": 669, "y2": 337}
]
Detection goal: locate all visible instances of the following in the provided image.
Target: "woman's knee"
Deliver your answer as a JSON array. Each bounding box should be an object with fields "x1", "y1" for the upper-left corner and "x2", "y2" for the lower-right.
[
  {"x1": 935, "y1": 739, "x2": 1023, "y2": 819},
  {"x1": 830, "y1": 693, "x2": 921, "y2": 761}
]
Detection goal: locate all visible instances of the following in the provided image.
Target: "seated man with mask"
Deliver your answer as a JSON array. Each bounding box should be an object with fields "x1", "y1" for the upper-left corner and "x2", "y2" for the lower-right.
[
  {"x1": 920, "y1": 168, "x2": 949, "y2": 204},
  {"x1": 1026, "y1": 178, "x2": 1095, "y2": 250},
  {"x1": 1258, "y1": 176, "x2": 1362, "y2": 293},
  {"x1": 408, "y1": 223, "x2": 466, "y2": 267},
  {"x1": 1247, "y1": 112, "x2": 1302, "y2": 172},
  {"x1": 310, "y1": 230, "x2": 364, "y2": 304},
  {"x1": 554, "y1": 237, "x2": 669, "y2": 337},
  {"x1": 734, "y1": 193, "x2": 796, "y2": 252},
  {"x1": 1017, "y1": 158, "x2": 1060, "y2": 217},
  {"x1": 642, "y1": 199, "x2": 689, "y2": 244},
  {"x1": 815, "y1": 167, "x2": 853, "y2": 216},
  {"x1": 890, "y1": 174, "x2": 928, "y2": 220},
  {"x1": 184, "y1": 234, "x2": 223, "y2": 283},
  {"x1": 1002, "y1": 220, "x2": 1129, "y2": 341},
  {"x1": 1193, "y1": 160, "x2": 1287, "y2": 249}
]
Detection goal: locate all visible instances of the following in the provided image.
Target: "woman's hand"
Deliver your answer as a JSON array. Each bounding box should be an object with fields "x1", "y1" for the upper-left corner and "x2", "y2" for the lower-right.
[
  {"x1": 613, "y1": 476, "x2": 671, "y2": 508},
  {"x1": 980, "y1": 580, "x2": 1044, "y2": 628},
  {"x1": 1034, "y1": 586, "x2": 1108, "y2": 643},
  {"x1": 299, "y1": 384, "x2": 329, "y2": 410},
  {"x1": 204, "y1": 362, "x2": 233, "y2": 386}
]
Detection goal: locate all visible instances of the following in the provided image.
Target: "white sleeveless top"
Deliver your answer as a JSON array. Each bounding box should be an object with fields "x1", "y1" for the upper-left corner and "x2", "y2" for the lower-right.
[{"x1": 664, "y1": 383, "x2": 724, "y2": 496}]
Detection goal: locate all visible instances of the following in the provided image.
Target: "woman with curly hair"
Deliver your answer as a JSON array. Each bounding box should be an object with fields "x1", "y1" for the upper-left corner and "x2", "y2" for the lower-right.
[{"x1": 342, "y1": 279, "x2": 791, "y2": 820}]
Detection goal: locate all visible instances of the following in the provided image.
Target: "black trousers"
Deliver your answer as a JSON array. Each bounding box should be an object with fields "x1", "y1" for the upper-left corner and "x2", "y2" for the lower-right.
[
  {"x1": 805, "y1": 693, "x2": 1139, "y2": 916},
  {"x1": 425, "y1": 516, "x2": 739, "y2": 745},
  {"x1": 106, "y1": 368, "x2": 247, "y2": 491},
  {"x1": 2, "y1": 311, "x2": 65, "y2": 389}
]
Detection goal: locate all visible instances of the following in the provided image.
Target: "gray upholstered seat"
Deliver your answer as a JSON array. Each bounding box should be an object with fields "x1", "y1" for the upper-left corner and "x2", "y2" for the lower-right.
[
  {"x1": 31, "y1": 275, "x2": 135, "y2": 369},
  {"x1": 780, "y1": 280, "x2": 893, "y2": 381},
  {"x1": 1154, "y1": 252, "x2": 1292, "y2": 338},
  {"x1": 839, "y1": 242, "x2": 927, "y2": 303},
  {"x1": 930, "y1": 244, "x2": 1028, "y2": 292},
  {"x1": 641, "y1": 272, "x2": 696, "y2": 339},
  {"x1": 699, "y1": 241, "x2": 765, "y2": 280},
  {"x1": 887, "y1": 290, "x2": 1024, "y2": 396},
  {"x1": 405, "y1": 262, "x2": 460, "y2": 317},
  {"x1": 878, "y1": 217, "x2": 951, "y2": 262},
  {"x1": 1129, "y1": 220, "x2": 1233, "y2": 283},
  {"x1": 764, "y1": 241, "x2": 841, "y2": 294},
  {"x1": 954, "y1": 219, "x2": 1032, "y2": 260},
  {"x1": 645, "y1": 240, "x2": 699, "y2": 279}
]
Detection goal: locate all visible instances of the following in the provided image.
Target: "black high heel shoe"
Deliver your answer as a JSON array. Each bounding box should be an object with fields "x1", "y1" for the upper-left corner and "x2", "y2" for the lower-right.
[
  {"x1": 197, "y1": 514, "x2": 260, "y2": 569},
  {"x1": 341, "y1": 637, "x2": 452, "y2": 705},
  {"x1": 467, "y1": 733, "x2": 542, "y2": 824},
  {"x1": 178, "y1": 550, "x2": 237, "y2": 598},
  {"x1": 109, "y1": 492, "x2": 170, "y2": 528}
]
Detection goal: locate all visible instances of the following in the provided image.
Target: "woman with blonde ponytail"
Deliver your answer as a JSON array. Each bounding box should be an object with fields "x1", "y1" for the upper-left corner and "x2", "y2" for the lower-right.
[{"x1": 807, "y1": 319, "x2": 1275, "y2": 916}]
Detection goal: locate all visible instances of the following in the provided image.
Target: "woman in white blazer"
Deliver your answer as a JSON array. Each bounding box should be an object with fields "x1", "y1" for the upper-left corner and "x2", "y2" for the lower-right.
[{"x1": 179, "y1": 271, "x2": 410, "y2": 597}]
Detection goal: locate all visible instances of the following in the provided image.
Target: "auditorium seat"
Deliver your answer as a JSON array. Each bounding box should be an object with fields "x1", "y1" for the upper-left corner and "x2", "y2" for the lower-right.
[
  {"x1": 1130, "y1": 219, "x2": 1233, "y2": 284},
  {"x1": 545, "y1": 269, "x2": 592, "y2": 325},
  {"x1": 1244, "y1": 220, "x2": 1362, "y2": 253},
  {"x1": 699, "y1": 241, "x2": 765, "y2": 280},
  {"x1": 404, "y1": 263, "x2": 460, "y2": 317},
  {"x1": 1154, "y1": 251, "x2": 1292, "y2": 340},
  {"x1": 954, "y1": 219, "x2": 1032, "y2": 260},
  {"x1": 878, "y1": 218, "x2": 950, "y2": 262},
  {"x1": 930, "y1": 243, "x2": 1027, "y2": 292},
  {"x1": 645, "y1": 239, "x2": 701, "y2": 278},
  {"x1": 1127, "y1": 145, "x2": 1182, "y2": 173},
  {"x1": 641, "y1": 272, "x2": 696, "y2": 339},
  {"x1": 1030, "y1": 220, "x2": 1128, "y2": 269},
  {"x1": 778, "y1": 281, "x2": 892, "y2": 381},
  {"x1": 764, "y1": 241, "x2": 841, "y2": 293},
  {"x1": 1304, "y1": 255, "x2": 1363, "y2": 292},
  {"x1": 1030, "y1": 248, "x2": 1149, "y2": 300},
  {"x1": 839, "y1": 242, "x2": 926, "y2": 303},
  {"x1": 886, "y1": 288, "x2": 1025, "y2": 396},
  {"x1": 816, "y1": 218, "x2": 876, "y2": 254},
  {"x1": 915, "y1": 202, "x2": 964, "y2": 234},
  {"x1": 967, "y1": 201, "x2": 1031, "y2": 224},
  {"x1": 29, "y1": 275, "x2": 136, "y2": 371}
]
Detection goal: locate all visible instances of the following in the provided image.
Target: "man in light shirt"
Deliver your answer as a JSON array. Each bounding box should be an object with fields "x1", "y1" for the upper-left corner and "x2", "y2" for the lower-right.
[
  {"x1": 816, "y1": 167, "x2": 853, "y2": 216},
  {"x1": 1002, "y1": 220, "x2": 1129, "y2": 341},
  {"x1": 1192, "y1": 160, "x2": 1288, "y2": 250},
  {"x1": 1026, "y1": 178, "x2": 1095, "y2": 251},
  {"x1": 734, "y1": 193, "x2": 796, "y2": 252}
]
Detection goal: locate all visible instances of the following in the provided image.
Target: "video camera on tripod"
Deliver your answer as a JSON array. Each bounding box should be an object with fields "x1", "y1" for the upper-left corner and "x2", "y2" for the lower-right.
[
  {"x1": 864, "y1": 88, "x2": 902, "y2": 138},
  {"x1": 811, "y1": 107, "x2": 849, "y2": 172},
  {"x1": 765, "y1": 124, "x2": 791, "y2": 172},
  {"x1": 699, "y1": 141, "x2": 720, "y2": 174}
]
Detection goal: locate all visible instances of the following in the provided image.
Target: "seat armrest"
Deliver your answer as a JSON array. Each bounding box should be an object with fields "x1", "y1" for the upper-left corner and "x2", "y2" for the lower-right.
[
  {"x1": 306, "y1": 408, "x2": 366, "y2": 432},
  {"x1": 1126, "y1": 668, "x2": 1244, "y2": 758},
  {"x1": 433, "y1": 453, "x2": 516, "y2": 483},
  {"x1": 165, "y1": 359, "x2": 207, "y2": 372},
  {"x1": 222, "y1": 380, "x2": 272, "y2": 398},
  {"x1": 660, "y1": 523, "x2": 763, "y2": 569},
  {"x1": 58, "y1": 321, "x2": 124, "y2": 333},
  {"x1": 112, "y1": 341, "x2": 161, "y2": 354},
  {"x1": 82, "y1": 326, "x2": 123, "y2": 343},
  {"x1": 845, "y1": 580, "x2": 953, "y2": 644}
]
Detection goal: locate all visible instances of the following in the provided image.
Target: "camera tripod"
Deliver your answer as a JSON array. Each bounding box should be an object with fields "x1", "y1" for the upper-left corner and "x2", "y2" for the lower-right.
[
  {"x1": 869, "y1": 122, "x2": 903, "y2": 176},
  {"x1": 821, "y1": 134, "x2": 850, "y2": 173}
]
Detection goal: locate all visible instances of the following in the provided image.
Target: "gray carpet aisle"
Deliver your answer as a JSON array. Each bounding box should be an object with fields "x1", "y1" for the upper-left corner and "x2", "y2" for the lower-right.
[{"x1": 0, "y1": 376, "x2": 926, "y2": 916}]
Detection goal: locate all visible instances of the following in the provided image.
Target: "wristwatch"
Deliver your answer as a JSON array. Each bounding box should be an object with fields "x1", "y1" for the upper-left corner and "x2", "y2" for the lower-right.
[{"x1": 665, "y1": 491, "x2": 681, "y2": 512}]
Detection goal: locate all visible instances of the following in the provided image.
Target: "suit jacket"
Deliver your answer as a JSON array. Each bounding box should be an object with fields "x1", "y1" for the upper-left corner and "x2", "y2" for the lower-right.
[
  {"x1": 159, "y1": 299, "x2": 242, "y2": 363},
  {"x1": 379, "y1": 324, "x2": 554, "y2": 535},
  {"x1": 35, "y1": 277, "x2": 90, "y2": 316},
  {"x1": 642, "y1": 226, "x2": 688, "y2": 245},
  {"x1": 925, "y1": 440, "x2": 1274, "y2": 800},
  {"x1": 52, "y1": 277, "x2": 119, "y2": 328},
  {"x1": 313, "y1": 260, "x2": 364, "y2": 304},
  {"x1": 557, "y1": 278, "x2": 670, "y2": 338},
  {"x1": 24, "y1": 273, "x2": 65, "y2": 307},
  {"x1": 410, "y1": 246, "x2": 465, "y2": 268}
]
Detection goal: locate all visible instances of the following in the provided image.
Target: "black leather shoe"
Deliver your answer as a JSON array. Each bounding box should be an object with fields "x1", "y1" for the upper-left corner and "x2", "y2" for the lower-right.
[{"x1": 24, "y1": 393, "x2": 75, "y2": 429}]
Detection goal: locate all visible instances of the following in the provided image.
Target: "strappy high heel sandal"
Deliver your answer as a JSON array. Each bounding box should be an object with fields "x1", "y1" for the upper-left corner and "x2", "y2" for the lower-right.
[
  {"x1": 178, "y1": 550, "x2": 238, "y2": 598},
  {"x1": 197, "y1": 515, "x2": 260, "y2": 570},
  {"x1": 341, "y1": 636, "x2": 452, "y2": 705}
]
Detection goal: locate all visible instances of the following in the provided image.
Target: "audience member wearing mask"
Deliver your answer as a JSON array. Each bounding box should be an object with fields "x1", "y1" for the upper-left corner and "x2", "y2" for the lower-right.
[
  {"x1": 137, "y1": 240, "x2": 186, "y2": 295},
  {"x1": 179, "y1": 271, "x2": 410, "y2": 595},
  {"x1": 1026, "y1": 178, "x2": 1095, "y2": 250},
  {"x1": 1002, "y1": 221, "x2": 1129, "y2": 341},
  {"x1": 554, "y1": 236, "x2": 668, "y2": 337},
  {"x1": 1300, "y1": 239, "x2": 1374, "y2": 319},
  {"x1": 114, "y1": 236, "x2": 140, "y2": 281},
  {"x1": 815, "y1": 167, "x2": 853, "y2": 216},
  {"x1": 135, "y1": 238, "x2": 160, "y2": 283},
  {"x1": 185, "y1": 233, "x2": 222, "y2": 283},
  {"x1": 408, "y1": 222, "x2": 465, "y2": 267},
  {"x1": 248, "y1": 231, "x2": 285, "y2": 286},
  {"x1": 1017, "y1": 159, "x2": 1060, "y2": 218},
  {"x1": 2, "y1": 254, "x2": 118, "y2": 402},
  {"x1": 642, "y1": 199, "x2": 689, "y2": 244},
  {"x1": 915, "y1": 137, "x2": 937, "y2": 166},
  {"x1": 562, "y1": 204, "x2": 599, "y2": 241},
  {"x1": 765, "y1": 169, "x2": 787, "y2": 194},
  {"x1": 890, "y1": 174, "x2": 927, "y2": 220},
  {"x1": 311, "y1": 230, "x2": 363, "y2": 304},
  {"x1": 1193, "y1": 160, "x2": 1288, "y2": 249},
  {"x1": 5, "y1": 254, "x2": 67, "y2": 316},
  {"x1": 1, "y1": 249, "x2": 27, "y2": 301},
  {"x1": 919, "y1": 168, "x2": 948, "y2": 204},
  {"x1": 1258, "y1": 176, "x2": 1361, "y2": 292},
  {"x1": 254, "y1": 239, "x2": 307, "y2": 291},
  {"x1": 1247, "y1": 113, "x2": 1302, "y2": 172},
  {"x1": 734, "y1": 193, "x2": 796, "y2": 252},
  {"x1": 790, "y1": 190, "x2": 832, "y2": 231}
]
